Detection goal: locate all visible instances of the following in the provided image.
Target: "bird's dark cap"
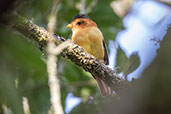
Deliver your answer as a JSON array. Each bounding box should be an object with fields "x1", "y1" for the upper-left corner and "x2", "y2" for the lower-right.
[{"x1": 72, "y1": 14, "x2": 89, "y2": 22}]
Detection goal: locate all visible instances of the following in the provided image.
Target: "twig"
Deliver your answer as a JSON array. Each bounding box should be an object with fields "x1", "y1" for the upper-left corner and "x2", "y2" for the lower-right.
[
  {"x1": 1, "y1": 104, "x2": 12, "y2": 114},
  {"x1": 157, "y1": 0, "x2": 171, "y2": 7},
  {"x1": 48, "y1": 0, "x2": 60, "y2": 34},
  {"x1": 22, "y1": 97, "x2": 31, "y2": 114},
  {"x1": 80, "y1": 0, "x2": 86, "y2": 14},
  {"x1": 86, "y1": 0, "x2": 98, "y2": 14},
  {"x1": 47, "y1": 40, "x2": 70, "y2": 114},
  {"x1": 52, "y1": 40, "x2": 72, "y2": 55},
  {"x1": 47, "y1": 42, "x2": 64, "y2": 114},
  {"x1": 79, "y1": 0, "x2": 98, "y2": 14},
  {"x1": 46, "y1": 0, "x2": 65, "y2": 114},
  {"x1": 150, "y1": 37, "x2": 161, "y2": 46}
]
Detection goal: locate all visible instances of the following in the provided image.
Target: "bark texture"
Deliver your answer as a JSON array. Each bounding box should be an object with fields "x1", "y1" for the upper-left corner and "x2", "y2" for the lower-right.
[{"x1": 0, "y1": 12, "x2": 129, "y2": 94}]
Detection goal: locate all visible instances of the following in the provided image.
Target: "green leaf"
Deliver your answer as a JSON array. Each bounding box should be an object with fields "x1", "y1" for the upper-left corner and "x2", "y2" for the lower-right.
[
  {"x1": 116, "y1": 46, "x2": 140, "y2": 76},
  {"x1": 116, "y1": 47, "x2": 129, "y2": 74},
  {"x1": 123, "y1": 53, "x2": 140, "y2": 76}
]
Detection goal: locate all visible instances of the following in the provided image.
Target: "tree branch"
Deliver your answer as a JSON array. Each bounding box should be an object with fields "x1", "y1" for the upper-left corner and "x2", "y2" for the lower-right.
[{"x1": 1, "y1": 12, "x2": 130, "y2": 95}]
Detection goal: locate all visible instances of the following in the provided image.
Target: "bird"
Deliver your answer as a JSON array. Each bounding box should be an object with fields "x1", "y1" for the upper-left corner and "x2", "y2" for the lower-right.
[{"x1": 66, "y1": 14, "x2": 111, "y2": 96}]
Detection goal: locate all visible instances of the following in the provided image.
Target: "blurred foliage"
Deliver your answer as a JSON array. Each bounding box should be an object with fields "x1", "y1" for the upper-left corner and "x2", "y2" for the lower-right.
[
  {"x1": 70, "y1": 95, "x2": 117, "y2": 114},
  {"x1": 0, "y1": 28, "x2": 49, "y2": 114},
  {"x1": 0, "y1": 0, "x2": 140, "y2": 114}
]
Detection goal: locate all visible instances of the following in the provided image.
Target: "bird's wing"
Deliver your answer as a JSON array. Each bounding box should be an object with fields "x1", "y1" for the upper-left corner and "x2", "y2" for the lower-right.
[{"x1": 103, "y1": 40, "x2": 109, "y2": 65}]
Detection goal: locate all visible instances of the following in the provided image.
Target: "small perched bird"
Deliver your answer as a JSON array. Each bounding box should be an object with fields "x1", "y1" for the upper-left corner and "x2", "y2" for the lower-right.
[{"x1": 67, "y1": 14, "x2": 111, "y2": 96}]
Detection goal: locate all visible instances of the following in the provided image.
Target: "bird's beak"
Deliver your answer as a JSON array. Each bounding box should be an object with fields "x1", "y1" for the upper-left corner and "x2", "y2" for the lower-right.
[{"x1": 66, "y1": 24, "x2": 73, "y2": 28}]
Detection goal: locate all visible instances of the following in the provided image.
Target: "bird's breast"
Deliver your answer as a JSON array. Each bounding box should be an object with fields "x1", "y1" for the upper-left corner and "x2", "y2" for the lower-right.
[{"x1": 72, "y1": 27, "x2": 104, "y2": 60}]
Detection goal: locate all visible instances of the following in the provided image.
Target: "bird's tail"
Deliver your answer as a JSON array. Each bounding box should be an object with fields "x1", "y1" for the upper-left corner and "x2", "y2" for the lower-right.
[{"x1": 94, "y1": 76, "x2": 112, "y2": 96}]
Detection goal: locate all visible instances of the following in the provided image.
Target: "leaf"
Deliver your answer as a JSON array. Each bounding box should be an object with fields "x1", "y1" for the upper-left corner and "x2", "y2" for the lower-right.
[
  {"x1": 116, "y1": 47, "x2": 140, "y2": 76},
  {"x1": 123, "y1": 53, "x2": 140, "y2": 76},
  {"x1": 116, "y1": 47, "x2": 129, "y2": 74}
]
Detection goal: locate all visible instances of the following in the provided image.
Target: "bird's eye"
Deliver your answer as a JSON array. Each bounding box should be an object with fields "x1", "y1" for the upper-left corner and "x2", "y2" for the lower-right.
[{"x1": 77, "y1": 21, "x2": 82, "y2": 25}]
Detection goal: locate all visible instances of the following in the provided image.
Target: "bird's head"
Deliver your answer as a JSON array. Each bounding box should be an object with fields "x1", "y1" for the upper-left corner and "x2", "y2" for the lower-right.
[{"x1": 66, "y1": 14, "x2": 97, "y2": 31}]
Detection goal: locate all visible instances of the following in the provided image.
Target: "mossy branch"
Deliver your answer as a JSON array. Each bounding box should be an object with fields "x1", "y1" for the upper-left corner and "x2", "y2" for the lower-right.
[{"x1": 1, "y1": 12, "x2": 129, "y2": 94}]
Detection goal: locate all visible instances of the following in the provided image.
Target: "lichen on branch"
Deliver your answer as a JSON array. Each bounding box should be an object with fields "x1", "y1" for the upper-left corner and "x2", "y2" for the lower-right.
[{"x1": 1, "y1": 12, "x2": 129, "y2": 94}]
